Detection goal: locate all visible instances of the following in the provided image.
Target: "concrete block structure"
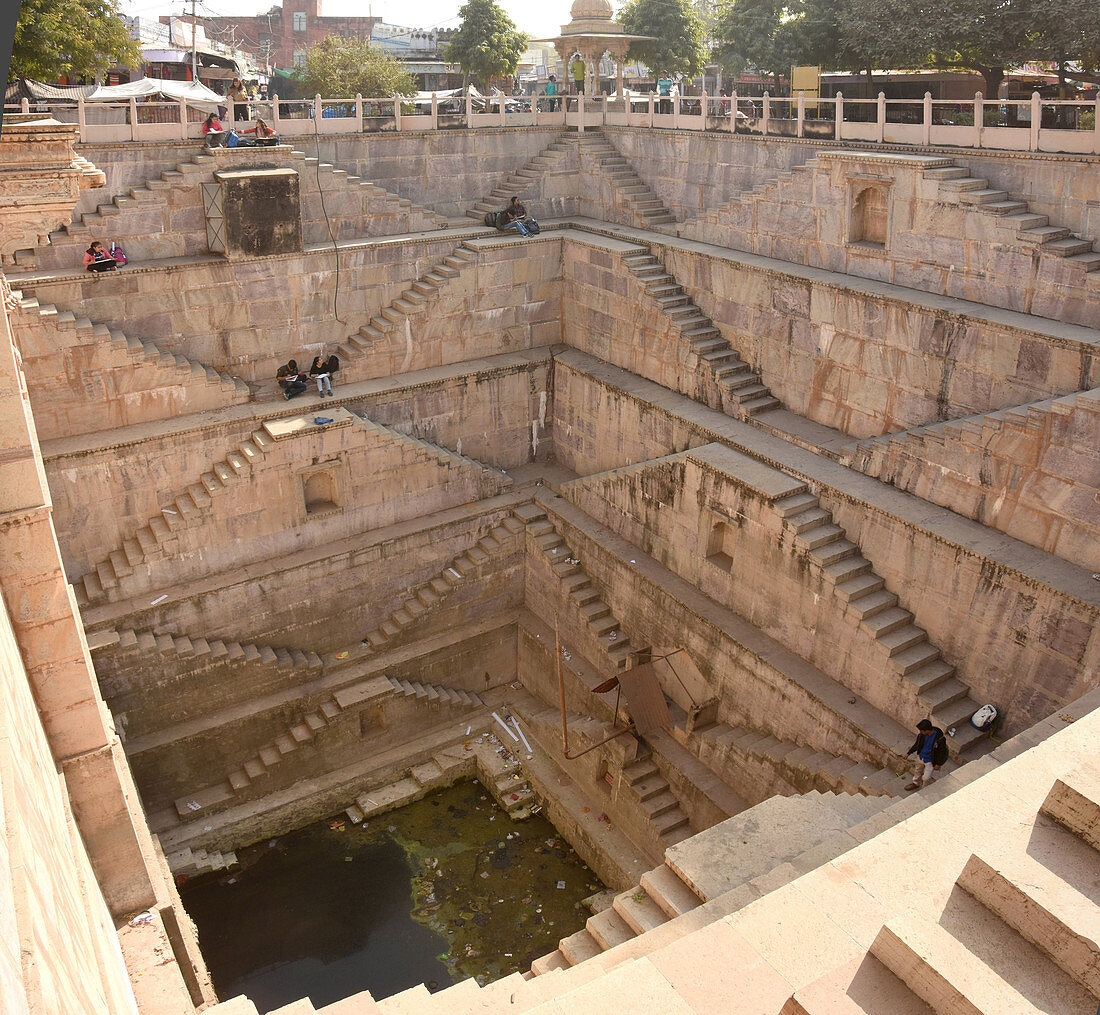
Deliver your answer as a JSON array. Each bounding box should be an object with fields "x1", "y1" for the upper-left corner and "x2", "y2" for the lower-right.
[{"x1": 0, "y1": 109, "x2": 1096, "y2": 1015}]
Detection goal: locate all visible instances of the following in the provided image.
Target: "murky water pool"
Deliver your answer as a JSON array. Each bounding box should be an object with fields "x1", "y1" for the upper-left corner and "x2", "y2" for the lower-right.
[{"x1": 180, "y1": 780, "x2": 603, "y2": 1013}]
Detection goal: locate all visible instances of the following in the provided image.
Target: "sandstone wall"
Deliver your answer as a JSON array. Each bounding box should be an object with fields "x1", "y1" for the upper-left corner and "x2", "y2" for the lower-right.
[
  {"x1": 523, "y1": 494, "x2": 904, "y2": 770},
  {"x1": 604, "y1": 127, "x2": 1100, "y2": 246},
  {"x1": 303, "y1": 128, "x2": 564, "y2": 217},
  {"x1": 843, "y1": 390, "x2": 1100, "y2": 571},
  {"x1": 14, "y1": 303, "x2": 249, "y2": 441},
  {"x1": 552, "y1": 359, "x2": 1100, "y2": 731},
  {"x1": 0, "y1": 598, "x2": 140, "y2": 1015},
  {"x1": 121, "y1": 621, "x2": 517, "y2": 816},
  {"x1": 653, "y1": 240, "x2": 1099, "y2": 437},
  {"x1": 25, "y1": 235, "x2": 562, "y2": 386},
  {"x1": 677, "y1": 150, "x2": 1098, "y2": 327},
  {"x1": 90, "y1": 508, "x2": 524, "y2": 741},
  {"x1": 45, "y1": 359, "x2": 546, "y2": 579}
]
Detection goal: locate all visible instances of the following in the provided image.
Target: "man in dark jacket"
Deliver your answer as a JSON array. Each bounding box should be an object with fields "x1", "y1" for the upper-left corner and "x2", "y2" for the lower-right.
[{"x1": 904, "y1": 719, "x2": 946, "y2": 790}]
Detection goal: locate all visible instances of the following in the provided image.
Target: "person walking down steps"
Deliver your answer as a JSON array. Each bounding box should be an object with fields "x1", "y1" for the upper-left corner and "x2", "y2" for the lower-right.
[{"x1": 904, "y1": 719, "x2": 948, "y2": 790}]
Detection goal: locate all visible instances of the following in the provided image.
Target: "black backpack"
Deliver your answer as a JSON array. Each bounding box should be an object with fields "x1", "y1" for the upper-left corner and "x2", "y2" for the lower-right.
[
  {"x1": 483, "y1": 211, "x2": 497, "y2": 228},
  {"x1": 326, "y1": 354, "x2": 340, "y2": 374},
  {"x1": 932, "y1": 729, "x2": 949, "y2": 766}
]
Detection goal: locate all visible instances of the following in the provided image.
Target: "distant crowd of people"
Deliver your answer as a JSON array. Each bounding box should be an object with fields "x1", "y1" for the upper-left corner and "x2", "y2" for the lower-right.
[{"x1": 277, "y1": 356, "x2": 339, "y2": 400}]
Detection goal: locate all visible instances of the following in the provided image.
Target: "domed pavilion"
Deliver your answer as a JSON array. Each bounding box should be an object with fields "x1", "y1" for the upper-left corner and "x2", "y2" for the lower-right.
[{"x1": 535, "y1": 0, "x2": 655, "y2": 99}]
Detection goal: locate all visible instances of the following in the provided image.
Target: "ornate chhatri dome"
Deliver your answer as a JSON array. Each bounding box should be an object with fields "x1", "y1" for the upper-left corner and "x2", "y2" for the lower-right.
[{"x1": 570, "y1": 0, "x2": 614, "y2": 20}]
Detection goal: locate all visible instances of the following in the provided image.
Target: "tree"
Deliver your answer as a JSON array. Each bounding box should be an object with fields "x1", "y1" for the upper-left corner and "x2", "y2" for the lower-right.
[
  {"x1": 620, "y1": 0, "x2": 708, "y2": 78},
  {"x1": 11, "y1": 0, "x2": 140, "y2": 82},
  {"x1": 713, "y1": 0, "x2": 796, "y2": 86},
  {"x1": 297, "y1": 36, "x2": 416, "y2": 98},
  {"x1": 838, "y1": 0, "x2": 1031, "y2": 96},
  {"x1": 444, "y1": 0, "x2": 529, "y2": 89}
]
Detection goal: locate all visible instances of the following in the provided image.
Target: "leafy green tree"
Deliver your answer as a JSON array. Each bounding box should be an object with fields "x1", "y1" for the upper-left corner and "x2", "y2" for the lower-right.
[
  {"x1": 838, "y1": 0, "x2": 1031, "y2": 96},
  {"x1": 11, "y1": 0, "x2": 140, "y2": 82},
  {"x1": 713, "y1": 0, "x2": 796, "y2": 86},
  {"x1": 444, "y1": 0, "x2": 529, "y2": 89},
  {"x1": 297, "y1": 36, "x2": 416, "y2": 97},
  {"x1": 620, "y1": 0, "x2": 708, "y2": 78}
]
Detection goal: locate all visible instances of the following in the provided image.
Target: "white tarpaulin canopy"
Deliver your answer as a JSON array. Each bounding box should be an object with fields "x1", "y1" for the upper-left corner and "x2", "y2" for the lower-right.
[{"x1": 86, "y1": 77, "x2": 225, "y2": 108}]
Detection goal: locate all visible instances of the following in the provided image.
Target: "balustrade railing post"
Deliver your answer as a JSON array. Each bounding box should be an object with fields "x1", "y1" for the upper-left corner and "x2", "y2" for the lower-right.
[
  {"x1": 431, "y1": 94, "x2": 438, "y2": 130},
  {"x1": 465, "y1": 92, "x2": 473, "y2": 126},
  {"x1": 1030, "y1": 91, "x2": 1040, "y2": 151},
  {"x1": 797, "y1": 93, "x2": 805, "y2": 137},
  {"x1": 78, "y1": 96, "x2": 87, "y2": 144},
  {"x1": 393, "y1": 93, "x2": 402, "y2": 131},
  {"x1": 579, "y1": 93, "x2": 585, "y2": 133},
  {"x1": 1094, "y1": 96, "x2": 1100, "y2": 155},
  {"x1": 922, "y1": 91, "x2": 931, "y2": 145},
  {"x1": 130, "y1": 97, "x2": 138, "y2": 142},
  {"x1": 876, "y1": 91, "x2": 885, "y2": 143},
  {"x1": 973, "y1": 92, "x2": 983, "y2": 148},
  {"x1": 271, "y1": 93, "x2": 280, "y2": 133},
  {"x1": 355, "y1": 93, "x2": 363, "y2": 132},
  {"x1": 20, "y1": 97, "x2": 29, "y2": 113},
  {"x1": 762, "y1": 91, "x2": 770, "y2": 136},
  {"x1": 648, "y1": 92, "x2": 654, "y2": 126},
  {"x1": 314, "y1": 93, "x2": 323, "y2": 132},
  {"x1": 835, "y1": 90, "x2": 843, "y2": 140},
  {"x1": 730, "y1": 90, "x2": 738, "y2": 133}
]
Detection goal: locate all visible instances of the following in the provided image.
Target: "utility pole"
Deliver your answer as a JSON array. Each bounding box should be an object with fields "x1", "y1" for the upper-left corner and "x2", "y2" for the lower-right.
[{"x1": 190, "y1": 0, "x2": 198, "y2": 81}]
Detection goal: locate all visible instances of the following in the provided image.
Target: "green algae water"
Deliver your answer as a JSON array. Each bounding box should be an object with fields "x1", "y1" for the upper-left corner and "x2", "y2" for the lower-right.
[{"x1": 180, "y1": 780, "x2": 604, "y2": 1013}]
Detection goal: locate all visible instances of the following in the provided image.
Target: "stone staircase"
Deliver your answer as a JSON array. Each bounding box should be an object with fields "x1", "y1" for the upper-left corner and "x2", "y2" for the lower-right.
[
  {"x1": 32, "y1": 151, "x2": 222, "y2": 269},
  {"x1": 87, "y1": 626, "x2": 323, "y2": 672},
  {"x1": 465, "y1": 133, "x2": 574, "y2": 223},
  {"x1": 291, "y1": 150, "x2": 449, "y2": 234},
  {"x1": 74, "y1": 425, "x2": 278, "y2": 607},
  {"x1": 15, "y1": 293, "x2": 249, "y2": 423},
  {"x1": 787, "y1": 772, "x2": 1100, "y2": 1014},
  {"x1": 772, "y1": 489, "x2": 985, "y2": 756},
  {"x1": 170, "y1": 690, "x2": 344, "y2": 822},
  {"x1": 74, "y1": 414, "x2": 507, "y2": 608},
  {"x1": 385, "y1": 675, "x2": 486, "y2": 710},
  {"x1": 525, "y1": 789, "x2": 895, "y2": 986},
  {"x1": 336, "y1": 242, "x2": 479, "y2": 362},
  {"x1": 925, "y1": 162, "x2": 1100, "y2": 288},
  {"x1": 620, "y1": 747, "x2": 693, "y2": 848},
  {"x1": 620, "y1": 247, "x2": 780, "y2": 417},
  {"x1": 843, "y1": 387, "x2": 1099, "y2": 479},
  {"x1": 515, "y1": 503, "x2": 636, "y2": 673},
  {"x1": 575, "y1": 132, "x2": 676, "y2": 229},
  {"x1": 683, "y1": 155, "x2": 821, "y2": 234},
  {"x1": 361, "y1": 514, "x2": 521, "y2": 651},
  {"x1": 685, "y1": 720, "x2": 902, "y2": 799},
  {"x1": 164, "y1": 844, "x2": 238, "y2": 877}
]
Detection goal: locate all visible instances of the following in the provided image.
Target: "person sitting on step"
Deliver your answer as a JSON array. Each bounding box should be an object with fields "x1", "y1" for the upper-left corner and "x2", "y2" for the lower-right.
[
  {"x1": 310, "y1": 355, "x2": 333, "y2": 397},
  {"x1": 239, "y1": 117, "x2": 279, "y2": 147},
  {"x1": 277, "y1": 359, "x2": 308, "y2": 399},
  {"x1": 83, "y1": 241, "x2": 117, "y2": 272},
  {"x1": 501, "y1": 196, "x2": 531, "y2": 237}
]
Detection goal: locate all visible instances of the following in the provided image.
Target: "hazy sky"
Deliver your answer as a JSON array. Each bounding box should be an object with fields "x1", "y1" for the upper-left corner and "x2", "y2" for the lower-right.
[{"x1": 121, "y1": 0, "x2": 581, "y2": 40}]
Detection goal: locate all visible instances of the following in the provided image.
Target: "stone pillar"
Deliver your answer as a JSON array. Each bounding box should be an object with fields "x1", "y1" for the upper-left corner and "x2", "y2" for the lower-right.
[{"x1": 616, "y1": 59, "x2": 624, "y2": 100}]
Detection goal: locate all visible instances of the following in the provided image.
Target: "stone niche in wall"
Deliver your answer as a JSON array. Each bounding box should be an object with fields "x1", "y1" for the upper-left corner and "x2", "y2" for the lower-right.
[
  {"x1": 204, "y1": 167, "x2": 303, "y2": 258},
  {"x1": 847, "y1": 177, "x2": 891, "y2": 249}
]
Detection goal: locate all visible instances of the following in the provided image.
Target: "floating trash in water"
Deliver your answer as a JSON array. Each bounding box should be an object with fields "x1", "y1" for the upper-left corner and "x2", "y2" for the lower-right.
[
  {"x1": 557, "y1": 880, "x2": 566, "y2": 889},
  {"x1": 479, "y1": 871, "x2": 489, "y2": 879}
]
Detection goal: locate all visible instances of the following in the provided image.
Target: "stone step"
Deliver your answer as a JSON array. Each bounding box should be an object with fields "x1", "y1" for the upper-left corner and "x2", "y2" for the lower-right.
[
  {"x1": 1040, "y1": 773, "x2": 1100, "y2": 849},
  {"x1": 639, "y1": 864, "x2": 703, "y2": 919},
  {"x1": 612, "y1": 888, "x2": 668, "y2": 936},
  {"x1": 957, "y1": 851, "x2": 1100, "y2": 994},
  {"x1": 870, "y1": 914, "x2": 1085, "y2": 1015},
  {"x1": 586, "y1": 906, "x2": 635, "y2": 951},
  {"x1": 558, "y1": 927, "x2": 603, "y2": 966}
]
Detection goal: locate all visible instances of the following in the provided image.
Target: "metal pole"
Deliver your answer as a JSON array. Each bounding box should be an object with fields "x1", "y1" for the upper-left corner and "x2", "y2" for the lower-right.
[{"x1": 190, "y1": 0, "x2": 198, "y2": 82}]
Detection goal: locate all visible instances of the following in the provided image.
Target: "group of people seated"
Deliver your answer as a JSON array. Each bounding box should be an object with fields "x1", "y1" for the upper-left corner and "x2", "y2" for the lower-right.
[
  {"x1": 277, "y1": 355, "x2": 339, "y2": 400},
  {"x1": 202, "y1": 113, "x2": 280, "y2": 148}
]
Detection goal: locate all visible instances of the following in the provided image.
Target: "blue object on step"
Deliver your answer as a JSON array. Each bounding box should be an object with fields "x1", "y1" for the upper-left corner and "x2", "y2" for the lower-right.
[{"x1": 314, "y1": 416, "x2": 334, "y2": 425}]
